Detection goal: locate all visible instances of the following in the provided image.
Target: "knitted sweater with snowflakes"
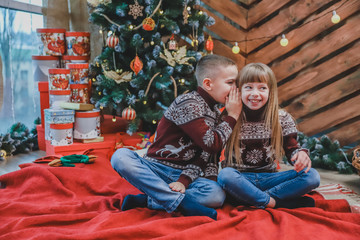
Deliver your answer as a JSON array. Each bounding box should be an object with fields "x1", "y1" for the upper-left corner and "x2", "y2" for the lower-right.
[
  {"x1": 222, "y1": 106, "x2": 307, "y2": 173},
  {"x1": 145, "y1": 87, "x2": 236, "y2": 188}
]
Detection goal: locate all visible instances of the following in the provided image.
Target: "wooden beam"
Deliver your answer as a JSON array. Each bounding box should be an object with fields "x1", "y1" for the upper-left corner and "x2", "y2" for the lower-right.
[
  {"x1": 246, "y1": 0, "x2": 330, "y2": 54},
  {"x1": 202, "y1": 7, "x2": 247, "y2": 50},
  {"x1": 247, "y1": 0, "x2": 360, "y2": 64},
  {"x1": 272, "y1": 14, "x2": 360, "y2": 82},
  {"x1": 201, "y1": 0, "x2": 247, "y2": 29},
  {"x1": 278, "y1": 40, "x2": 360, "y2": 103},
  {"x1": 285, "y1": 69, "x2": 360, "y2": 119},
  {"x1": 298, "y1": 95, "x2": 360, "y2": 136},
  {"x1": 327, "y1": 120, "x2": 360, "y2": 146},
  {"x1": 247, "y1": 0, "x2": 293, "y2": 28}
]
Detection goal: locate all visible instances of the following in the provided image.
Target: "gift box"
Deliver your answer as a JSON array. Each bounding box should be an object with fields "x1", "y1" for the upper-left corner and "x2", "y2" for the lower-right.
[
  {"x1": 100, "y1": 114, "x2": 129, "y2": 134},
  {"x1": 73, "y1": 109, "x2": 101, "y2": 139},
  {"x1": 32, "y1": 56, "x2": 60, "y2": 82},
  {"x1": 65, "y1": 32, "x2": 90, "y2": 56},
  {"x1": 49, "y1": 123, "x2": 74, "y2": 146},
  {"x1": 46, "y1": 133, "x2": 117, "y2": 158},
  {"x1": 67, "y1": 63, "x2": 89, "y2": 84},
  {"x1": 70, "y1": 84, "x2": 89, "y2": 103},
  {"x1": 48, "y1": 68, "x2": 70, "y2": 90},
  {"x1": 38, "y1": 82, "x2": 49, "y2": 128},
  {"x1": 37, "y1": 28, "x2": 66, "y2": 56},
  {"x1": 49, "y1": 90, "x2": 71, "y2": 109},
  {"x1": 44, "y1": 108, "x2": 75, "y2": 140},
  {"x1": 36, "y1": 124, "x2": 46, "y2": 151},
  {"x1": 61, "y1": 55, "x2": 90, "y2": 68}
]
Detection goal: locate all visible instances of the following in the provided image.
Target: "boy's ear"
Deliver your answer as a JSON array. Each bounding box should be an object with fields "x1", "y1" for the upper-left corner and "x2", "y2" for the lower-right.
[{"x1": 202, "y1": 78, "x2": 212, "y2": 91}]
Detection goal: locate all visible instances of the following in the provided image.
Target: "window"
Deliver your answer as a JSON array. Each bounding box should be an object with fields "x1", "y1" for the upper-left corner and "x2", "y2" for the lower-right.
[{"x1": 0, "y1": 0, "x2": 44, "y2": 133}]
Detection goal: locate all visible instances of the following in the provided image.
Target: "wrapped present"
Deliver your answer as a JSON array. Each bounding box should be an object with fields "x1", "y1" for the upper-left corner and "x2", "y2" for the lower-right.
[
  {"x1": 67, "y1": 63, "x2": 89, "y2": 84},
  {"x1": 44, "y1": 108, "x2": 75, "y2": 140},
  {"x1": 61, "y1": 55, "x2": 90, "y2": 68},
  {"x1": 65, "y1": 32, "x2": 90, "y2": 56},
  {"x1": 38, "y1": 82, "x2": 50, "y2": 128},
  {"x1": 73, "y1": 109, "x2": 101, "y2": 139},
  {"x1": 49, "y1": 123, "x2": 74, "y2": 146},
  {"x1": 37, "y1": 28, "x2": 66, "y2": 56},
  {"x1": 32, "y1": 56, "x2": 60, "y2": 82},
  {"x1": 70, "y1": 84, "x2": 89, "y2": 103},
  {"x1": 48, "y1": 68, "x2": 70, "y2": 90},
  {"x1": 49, "y1": 90, "x2": 71, "y2": 109}
]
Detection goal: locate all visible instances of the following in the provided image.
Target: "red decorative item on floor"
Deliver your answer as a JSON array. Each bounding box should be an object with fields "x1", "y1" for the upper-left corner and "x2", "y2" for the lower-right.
[
  {"x1": 130, "y1": 54, "x2": 143, "y2": 75},
  {"x1": 122, "y1": 106, "x2": 136, "y2": 120},
  {"x1": 205, "y1": 35, "x2": 214, "y2": 53},
  {"x1": 142, "y1": 17, "x2": 156, "y2": 31},
  {"x1": 106, "y1": 35, "x2": 119, "y2": 48}
]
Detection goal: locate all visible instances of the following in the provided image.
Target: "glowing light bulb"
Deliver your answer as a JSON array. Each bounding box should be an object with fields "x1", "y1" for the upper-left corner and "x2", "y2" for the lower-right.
[
  {"x1": 280, "y1": 34, "x2": 288, "y2": 47},
  {"x1": 159, "y1": 9, "x2": 164, "y2": 15},
  {"x1": 98, "y1": 91, "x2": 102, "y2": 95},
  {"x1": 187, "y1": 6, "x2": 191, "y2": 11},
  {"x1": 100, "y1": 106, "x2": 104, "y2": 110},
  {"x1": 92, "y1": 78, "x2": 96, "y2": 82},
  {"x1": 152, "y1": 120, "x2": 157, "y2": 124},
  {"x1": 112, "y1": 116, "x2": 116, "y2": 122},
  {"x1": 232, "y1": 42, "x2": 240, "y2": 54},
  {"x1": 150, "y1": 41, "x2": 154, "y2": 45},
  {"x1": 198, "y1": 11, "x2": 203, "y2": 15},
  {"x1": 331, "y1": 10, "x2": 340, "y2": 24},
  {"x1": 143, "y1": 100, "x2": 147, "y2": 105},
  {"x1": 99, "y1": 29, "x2": 103, "y2": 34},
  {"x1": 129, "y1": 25, "x2": 134, "y2": 30}
]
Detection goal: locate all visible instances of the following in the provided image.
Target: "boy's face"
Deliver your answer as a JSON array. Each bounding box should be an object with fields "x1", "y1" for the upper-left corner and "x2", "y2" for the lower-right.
[
  {"x1": 205, "y1": 65, "x2": 238, "y2": 104},
  {"x1": 241, "y1": 82, "x2": 269, "y2": 110}
]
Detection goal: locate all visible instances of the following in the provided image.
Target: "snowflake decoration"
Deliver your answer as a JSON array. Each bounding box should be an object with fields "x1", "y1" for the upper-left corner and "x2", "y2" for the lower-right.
[{"x1": 128, "y1": 0, "x2": 144, "y2": 19}]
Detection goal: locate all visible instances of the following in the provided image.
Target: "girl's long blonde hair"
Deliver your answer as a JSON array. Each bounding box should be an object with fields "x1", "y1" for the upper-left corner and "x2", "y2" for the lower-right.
[{"x1": 224, "y1": 63, "x2": 284, "y2": 165}]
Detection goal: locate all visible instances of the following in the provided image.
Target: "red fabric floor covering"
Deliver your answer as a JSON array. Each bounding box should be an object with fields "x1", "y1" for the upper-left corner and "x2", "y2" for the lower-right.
[{"x1": 1, "y1": 150, "x2": 360, "y2": 240}]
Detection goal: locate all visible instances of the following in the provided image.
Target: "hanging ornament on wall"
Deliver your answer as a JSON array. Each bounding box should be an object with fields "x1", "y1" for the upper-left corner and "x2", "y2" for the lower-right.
[
  {"x1": 205, "y1": 35, "x2": 214, "y2": 54},
  {"x1": 122, "y1": 106, "x2": 136, "y2": 120},
  {"x1": 168, "y1": 34, "x2": 178, "y2": 50},
  {"x1": 232, "y1": 42, "x2": 240, "y2": 54},
  {"x1": 331, "y1": 10, "x2": 341, "y2": 24},
  {"x1": 280, "y1": 34, "x2": 289, "y2": 47},
  {"x1": 106, "y1": 35, "x2": 119, "y2": 48},
  {"x1": 128, "y1": 0, "x2": 144, "y2": 19},
  {"x1": 142, "y1": 17, "x2": 156, "y2": 31},
  {"x1": 130, "y1": 54, "x2": 143, "y2": 75}
]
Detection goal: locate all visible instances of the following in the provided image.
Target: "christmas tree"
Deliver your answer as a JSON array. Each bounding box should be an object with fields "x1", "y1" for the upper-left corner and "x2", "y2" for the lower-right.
[{"x1": 88, "y1": 0, "x2": 215, "y2": 133}]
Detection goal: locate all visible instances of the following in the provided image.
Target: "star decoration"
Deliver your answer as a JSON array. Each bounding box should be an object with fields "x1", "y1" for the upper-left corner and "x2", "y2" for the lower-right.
[{"x1": 128, "y1": 0, "x2": 144, "y2": 20}]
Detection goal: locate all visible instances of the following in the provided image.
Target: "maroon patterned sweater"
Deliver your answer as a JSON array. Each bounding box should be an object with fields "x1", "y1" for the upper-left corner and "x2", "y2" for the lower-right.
[
  {"x1": 145, "y1": 87, "x2": 236, "y2": 187},
  {"x1": 222, "y1": 106, "x2": 308, "y2": 172}
]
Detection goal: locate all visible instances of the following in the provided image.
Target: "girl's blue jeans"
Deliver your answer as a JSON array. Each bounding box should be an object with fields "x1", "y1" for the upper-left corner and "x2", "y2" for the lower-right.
[
  {"x1": 217, "y1": 167, "x2": 320, "y2": 209},
  {"x1": 111, "y1": 148, "x2": 225, "y2": 213}
]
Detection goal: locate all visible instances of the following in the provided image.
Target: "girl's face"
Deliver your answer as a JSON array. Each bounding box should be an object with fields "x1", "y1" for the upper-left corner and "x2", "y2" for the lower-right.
[{"x1": 241, "y1": 82, "x2": 269, "y2": 110}]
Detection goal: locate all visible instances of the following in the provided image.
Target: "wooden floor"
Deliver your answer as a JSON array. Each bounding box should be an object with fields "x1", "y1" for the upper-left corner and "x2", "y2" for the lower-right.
[{"x1": 1, "y1": 150, "x2": 359, "y2": 194}]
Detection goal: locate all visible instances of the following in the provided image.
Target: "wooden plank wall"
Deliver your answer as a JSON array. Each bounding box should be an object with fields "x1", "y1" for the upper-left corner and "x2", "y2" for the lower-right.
[{"x1": 201, "y1": 0, "x2": 360, "y2": 148}]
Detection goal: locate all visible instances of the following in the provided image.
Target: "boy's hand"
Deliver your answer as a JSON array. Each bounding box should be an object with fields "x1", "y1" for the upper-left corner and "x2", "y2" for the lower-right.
[
  {"x1": 291, "y1": 151, "x2": 311, "y2": 173},
  {"x1": 169, "y1": 182, "x2": 185, "y2": 193},
  {"x1": 226, "y1": 85, "x2": 242, "y2": 120}
]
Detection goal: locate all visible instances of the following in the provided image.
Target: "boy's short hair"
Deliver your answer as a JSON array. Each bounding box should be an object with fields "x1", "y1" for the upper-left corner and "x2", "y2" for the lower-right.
[{"x1": 195, "y1": 54, "x2": 237, "y2": 86}]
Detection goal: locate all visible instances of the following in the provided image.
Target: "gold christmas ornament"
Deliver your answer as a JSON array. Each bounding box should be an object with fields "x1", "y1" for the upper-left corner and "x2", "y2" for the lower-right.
[
  {"x1": 160, "y1": 45, "x2": 195, "y2": 67},
  {"x1": 102, "y1": 65, "x2": 133, "y2": 84},
  {"x1": 142, "y1": 17, "x2": 156, "y2": 31},
  {"x1": 280, "y1": 34, "x2": 289, "y2": 47},
  {"x1": 128, "y1": 0, "x2": 144, "y2": 19}
]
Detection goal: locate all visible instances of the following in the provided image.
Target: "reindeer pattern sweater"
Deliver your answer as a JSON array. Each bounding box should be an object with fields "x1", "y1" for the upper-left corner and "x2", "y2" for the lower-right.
[{"x1": 145, "y1": 87, "x2": 236, "y2": 188}]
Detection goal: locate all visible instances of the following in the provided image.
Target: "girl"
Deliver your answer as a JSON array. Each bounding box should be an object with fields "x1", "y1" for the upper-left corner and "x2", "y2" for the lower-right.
[{"x1": 218, "y1": 63, "x2": 320, "y2": 209}]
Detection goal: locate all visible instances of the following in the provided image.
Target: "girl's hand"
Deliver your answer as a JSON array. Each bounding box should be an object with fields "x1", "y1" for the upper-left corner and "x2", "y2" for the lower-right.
[
  {"x1": 226, "y1": 85, "x2": 242, "y2": 120},
  {"x1": 291, "y1": 151, "x2": 311, "y2": 173},
  {"x1": 169, "y1": 182, "x2": 186, "y2": 193}
]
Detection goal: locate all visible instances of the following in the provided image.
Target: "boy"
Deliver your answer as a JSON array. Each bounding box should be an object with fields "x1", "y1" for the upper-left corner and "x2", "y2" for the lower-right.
[{"x1": 111, "y1": 54, "x2": 242, "y2": 220}]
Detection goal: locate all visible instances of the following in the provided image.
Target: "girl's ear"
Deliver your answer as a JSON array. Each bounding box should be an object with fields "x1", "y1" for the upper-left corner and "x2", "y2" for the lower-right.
[{"x1": 202, "y1": 78, "x2": 212, "y2": 91}]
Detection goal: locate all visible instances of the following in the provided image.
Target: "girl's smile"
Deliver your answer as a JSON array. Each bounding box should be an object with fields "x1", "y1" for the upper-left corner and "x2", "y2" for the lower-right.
[{"x1": 241, "y1": 82, "x2": 269, "y2": 110}]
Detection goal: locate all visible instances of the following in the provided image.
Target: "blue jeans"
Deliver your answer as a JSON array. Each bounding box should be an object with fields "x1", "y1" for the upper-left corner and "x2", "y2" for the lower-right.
[
  {"x1": 217, "y1": 167, "x2": 320, "y2": 209},
  {"x1": 111, "y1": 148, "x2": 225, "y2": 213}
]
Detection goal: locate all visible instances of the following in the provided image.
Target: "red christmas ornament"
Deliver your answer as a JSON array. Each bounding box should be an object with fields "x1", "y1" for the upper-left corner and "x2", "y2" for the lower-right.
[
  {"x1": 205, "y1": 35, "x2": 214, "y2": 53},
  {"x1": 106, "y1": 35, "x2": 119, "y2": 48},
  {"x1": 130, "y1": 54, "x2": 143, "y2": 75},
  {"x1": 122, "y1": 106, "x2": 136, "y2": 120},
  {"x1": 142, "y1": 17, "x2": 156, "y2": 31}
]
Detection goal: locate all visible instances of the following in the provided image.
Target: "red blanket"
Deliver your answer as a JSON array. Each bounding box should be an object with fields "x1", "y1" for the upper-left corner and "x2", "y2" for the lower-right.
[{"x1": 1, "y1": 150, "x2": 360, "y2": 240}]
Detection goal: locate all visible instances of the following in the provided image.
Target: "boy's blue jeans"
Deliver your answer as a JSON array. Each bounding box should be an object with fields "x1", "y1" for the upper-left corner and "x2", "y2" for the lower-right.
[
  {"x1": 111, "y1": 148, "x2": 225, "y2": 213},
  {"x1": 217, "y1": 167, "x2": 320, "y2": 209}
]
